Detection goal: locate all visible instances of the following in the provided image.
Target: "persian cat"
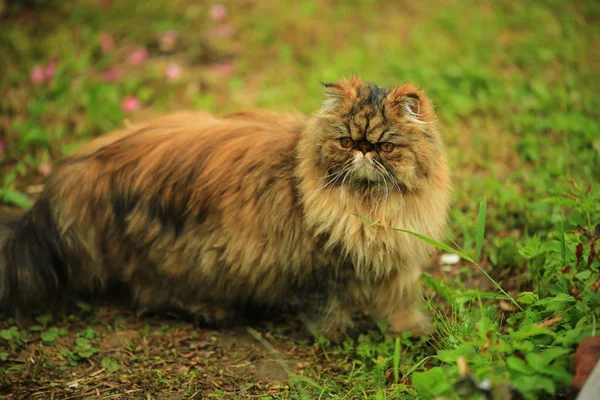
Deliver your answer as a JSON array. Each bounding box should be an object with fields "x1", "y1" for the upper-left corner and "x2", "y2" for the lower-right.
[{"x1": 0, "y1": 77, "x2": 451, "y2": 339}]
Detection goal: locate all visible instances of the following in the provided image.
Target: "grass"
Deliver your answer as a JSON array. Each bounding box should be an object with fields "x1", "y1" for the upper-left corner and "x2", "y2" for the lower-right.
[{"x1": 1, "y1": 0, "x2": 599, "y2": 398}]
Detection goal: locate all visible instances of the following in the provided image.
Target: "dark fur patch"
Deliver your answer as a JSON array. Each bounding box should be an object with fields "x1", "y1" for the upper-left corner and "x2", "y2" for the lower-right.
[
  {"x1": 112, "y1": 192, "x2": 140, "y2": 226},
  {"x1": 366, "y1": 84, "x2": 390, "y2": 107},
  {"x1": 148, "y1": 199, "x2": 187, "y2": 237},
  {"x1": 1, "y1": 197, "x2": 70, "y2": 315}
]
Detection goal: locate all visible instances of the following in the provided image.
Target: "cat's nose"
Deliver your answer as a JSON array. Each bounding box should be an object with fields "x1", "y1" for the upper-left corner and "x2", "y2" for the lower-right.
[{"x1": 357, "y1": 141, "x2": 374, "y2": 155}]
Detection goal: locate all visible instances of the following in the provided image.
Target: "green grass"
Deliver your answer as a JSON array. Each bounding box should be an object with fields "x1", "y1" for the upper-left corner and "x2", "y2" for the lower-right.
[{"x1": 1, "y1": 0, "x2": 600, "y2": 398}]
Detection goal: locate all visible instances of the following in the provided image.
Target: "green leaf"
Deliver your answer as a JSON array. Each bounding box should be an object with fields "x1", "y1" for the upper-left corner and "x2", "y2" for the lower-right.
[
  {"x1": 80, "y1": 328, "x2": 96, "y2": 340},
  {"x1": 1, "y1": 189, "x2": 32, "y2": 209},
  {"x1": 517, "y1": 292, "x2": 538, "y2": 305},
  {"x1": 575, "y1": 270, "x2": 591, "y2": 281},
  {"x1": 518, "y1": 236, "x2": 545, "y2": 259},
  {"x1": 0, "y1": 330, "x2": 13, "y2": 341},
  {"x1": 41, "y1": 327, "x2": 60, "y2": 344},
  {"x1": 507, "y1": 356, "x2": 533, "y2": 375},
  {"x1": 509, "y1": 324, "x2": 555, "y2": 340},
  {"x1": 36, "y1": 314, "x2": 53, "y2": 327},
  {"x1": 76, "y1": 301, "x2": 93, "y2": 313},
  {"x1": 476, "y1": 197, "x2": 487, "y2": 263},
  {"x1": 526, "y1": 353, "x2": 548, "y2": 372},
  {"x1": 0, "y1": 352, "x2": 8, "y2": 361},
  {"x1": 412, "y1": 367, "x2": 454, "y2": 397},
  {"x1": 539, "y1": 347, "x2": 571, "y2": 363},
  {"x1": 374, "y1": 389, "x2": 386, "y2": 400},
  {"x1": 437, "y1": 344, "x2": 475, "y2": 364},
  {"x1": 101, "y1": 357, "x2": 121, "y2": 373}
]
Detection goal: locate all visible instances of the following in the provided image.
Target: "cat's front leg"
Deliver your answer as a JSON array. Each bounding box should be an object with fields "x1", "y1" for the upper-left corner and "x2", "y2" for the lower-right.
[
  {"x1": 307, "y1": 295, "x2": 355, "y2": 343},
  {"x1": 368, "y1": 269, "x2": 433, "y2": 337}
]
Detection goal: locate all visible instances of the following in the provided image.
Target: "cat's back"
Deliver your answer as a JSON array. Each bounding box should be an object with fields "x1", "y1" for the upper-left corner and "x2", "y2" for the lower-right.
[{"x1": 47, "y1": 109, "x2": 308, "y2": 245}]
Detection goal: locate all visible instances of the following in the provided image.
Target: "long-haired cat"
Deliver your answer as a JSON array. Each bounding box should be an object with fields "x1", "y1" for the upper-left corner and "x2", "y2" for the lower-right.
[{"x1": 0, "y1": 77, "x2": 451, "y2": 339}]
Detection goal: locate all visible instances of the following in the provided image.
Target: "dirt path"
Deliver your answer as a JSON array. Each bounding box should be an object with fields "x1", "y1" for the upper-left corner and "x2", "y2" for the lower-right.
[{"x1": 1, "y1": 305, "x2": 335, "y2": 399}]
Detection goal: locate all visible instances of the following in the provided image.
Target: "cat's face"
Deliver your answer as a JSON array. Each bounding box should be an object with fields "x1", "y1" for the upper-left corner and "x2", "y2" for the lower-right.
[{"x1": 313, "y1": 77, "x2": 441, "y2": 195}]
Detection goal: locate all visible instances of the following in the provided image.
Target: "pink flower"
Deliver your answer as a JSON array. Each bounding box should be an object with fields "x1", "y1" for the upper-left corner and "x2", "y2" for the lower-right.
[
  {"x1": 214, "y1": 61, "x2": 234, "y2": 78},
  {"x1": 210, "y1": 24, "x2": 233, "y2": 39},
  {"x1": 43, "y1": 59, "x2": 57, "y2": 81},
  {"x1": 159, "y1": 31, "x2": 178, "y2": 52},
  {"x1": 164, "y1": 62, "x2": 182, "y2": 81},
  {"x1": 0, "y1": 137, "x2": 7, "y2": 151},
  {"x1": 30, "y1": 59, "x2": 58, "y2": 85},
  {"x1": 100, "y1": 68, "x2": 120, "y2": 83},
  {"x1": 38, "y1": 164, "x2": 52, "y2": 176},
  {"x1": 127, "y1": 48, "x2": 148, "y2": 65},
  {"x1": 210, "y1": 4, "x2": 227, "y2": 21},
  {"x1": 121, "y1": 96, "x2": 141, "y2": 113},
  {"x1": 100, "y1": 33, "x2": 115, "y2": 53},
  {"x1": 30, "y1": 66, "x2": 45, "y2": 84}
]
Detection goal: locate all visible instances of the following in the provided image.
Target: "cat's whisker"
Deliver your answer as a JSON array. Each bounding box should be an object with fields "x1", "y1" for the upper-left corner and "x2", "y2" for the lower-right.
[
  {"x1": 325, "y1": 164, "x2": 353, "y2": 189},
  {"x1": 310, "y1": 162, "x2": 354, "y2": 194},
  {"x1": 339, "y1": 167, "x2": 353, "y2": 203}
]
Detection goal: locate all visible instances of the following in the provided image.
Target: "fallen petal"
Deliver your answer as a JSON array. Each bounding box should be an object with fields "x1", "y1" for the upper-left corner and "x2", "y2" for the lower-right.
[
  {"x1": 210, "y1": 4, "x2": 227, "y2": 21},
  {"x1": 210, "y1": 24, "x2": 233, "y2": 39},
  {"x1": 100, "y1": 32, "x2": 115, "y2": 53},
  {"x1": 43, "y1": 59, "x2": 57, "y2": 81},
  {"x1": 127, "y1": 48, "x2": 148, "y2": 65},
  {"x1": 164, "y1": 62, "x2": 182, "y2": 81},
  {"x1": 121, "y1": 96, "x2": 141, "y2": 113},
  {"x1": 214, "y1": 61, "x2": 234, "y2": 78},
  {"x1": 100, "y1": 68, "x2": 120, "y2": 83},
  {"x1": 30, "y1": 66, "x2": 45, "y2": 84}
]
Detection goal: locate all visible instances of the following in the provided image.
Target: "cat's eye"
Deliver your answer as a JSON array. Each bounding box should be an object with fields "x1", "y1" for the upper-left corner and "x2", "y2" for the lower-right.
[
  {"x1": 380, "y1": 142, "x2": 394, "y2": 152},
  {"x1": 340, "y1": 138, "x2": 354, "y2": 148}
]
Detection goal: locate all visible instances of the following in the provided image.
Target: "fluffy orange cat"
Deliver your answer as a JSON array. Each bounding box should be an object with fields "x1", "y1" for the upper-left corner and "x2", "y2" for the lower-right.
[{"x1": 0, "y1": 77, "x2": 451, "y2": 339}]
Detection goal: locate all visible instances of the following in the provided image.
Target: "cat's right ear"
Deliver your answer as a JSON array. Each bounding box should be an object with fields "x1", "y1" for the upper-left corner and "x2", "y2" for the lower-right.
[{"x1": 318, "y1": 81, "x2": 357, "y2": 116}]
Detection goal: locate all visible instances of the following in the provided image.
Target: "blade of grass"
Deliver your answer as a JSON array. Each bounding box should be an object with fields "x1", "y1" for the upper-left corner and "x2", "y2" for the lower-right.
[
  {"x1": 475, "y1": 197, "x2": 487, "y2": 263},
  {"x1": 560, "y1": 217, "x2": 566, "y2": 266},
  {"x1": 394, "y1": 337, "x2": 401, "y2": 384},
  {"x1": 403, "y1": 356, "x2": 434, "y2": 378}
]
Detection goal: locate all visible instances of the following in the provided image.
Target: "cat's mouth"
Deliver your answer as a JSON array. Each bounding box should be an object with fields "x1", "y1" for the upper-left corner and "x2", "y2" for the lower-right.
[
  {"x1": 351, "y1": 157, "x2": 379, "y2": 181},
  {"x1": 345, "y1": 156, "x2": 408, "y2": 194}
]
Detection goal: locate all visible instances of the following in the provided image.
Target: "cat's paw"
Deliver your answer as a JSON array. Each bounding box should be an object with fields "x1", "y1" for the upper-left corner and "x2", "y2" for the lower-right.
[
  {"x1": 320, "y1": 327, "x2": 348, "y2": 343},
  {"x1": 191, "y1": 305, "x2": 236, "y2": 328},
  {"x1": 386, "y1": 311, "x2": 433, "y2": 338}
]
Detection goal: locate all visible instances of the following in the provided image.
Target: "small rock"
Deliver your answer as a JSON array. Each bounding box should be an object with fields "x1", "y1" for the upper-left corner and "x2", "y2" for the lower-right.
[{"x1": 440, "y1": 253, "x2": 460, "y2": 265}]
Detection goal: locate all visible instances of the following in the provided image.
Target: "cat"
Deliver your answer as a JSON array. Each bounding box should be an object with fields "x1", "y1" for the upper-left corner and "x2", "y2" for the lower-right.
[{"x1": 0, "y1": 77, "x2": 451, "y2": 339}]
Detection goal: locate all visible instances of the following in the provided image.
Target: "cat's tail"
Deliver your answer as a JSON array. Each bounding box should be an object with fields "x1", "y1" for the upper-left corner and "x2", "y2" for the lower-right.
[{"x1": 0, "y1": 198, "x2": 71, "y2": 317}]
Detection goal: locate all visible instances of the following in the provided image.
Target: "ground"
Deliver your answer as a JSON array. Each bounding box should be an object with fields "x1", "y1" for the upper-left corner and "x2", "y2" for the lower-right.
[{"x1": 0, "y1": 0, "x2": 599, "y2": 399}]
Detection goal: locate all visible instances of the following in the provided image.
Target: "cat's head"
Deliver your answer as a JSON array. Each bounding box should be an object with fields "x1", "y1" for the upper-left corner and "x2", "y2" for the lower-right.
[{"x1": 308, "y1": 77, "x2": 442, "y2": 196}]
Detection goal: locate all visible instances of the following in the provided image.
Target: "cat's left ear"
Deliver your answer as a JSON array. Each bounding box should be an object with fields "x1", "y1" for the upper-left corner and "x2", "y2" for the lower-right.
[
  {"x1": 318, "y1": 80, "x2": 359, "y2": 116},
  {"x1": 387, "y1": 83, "x2": 436, "y2": 123}
]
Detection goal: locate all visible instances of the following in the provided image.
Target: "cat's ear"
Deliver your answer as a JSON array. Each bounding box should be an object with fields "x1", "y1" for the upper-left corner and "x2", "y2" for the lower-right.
[
  {"x1": 387, "y1": 83, "x2": 436, "y2": 123},
  {"x1": 318, "y1": 80, "x2": 358, "y2": 116}
]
